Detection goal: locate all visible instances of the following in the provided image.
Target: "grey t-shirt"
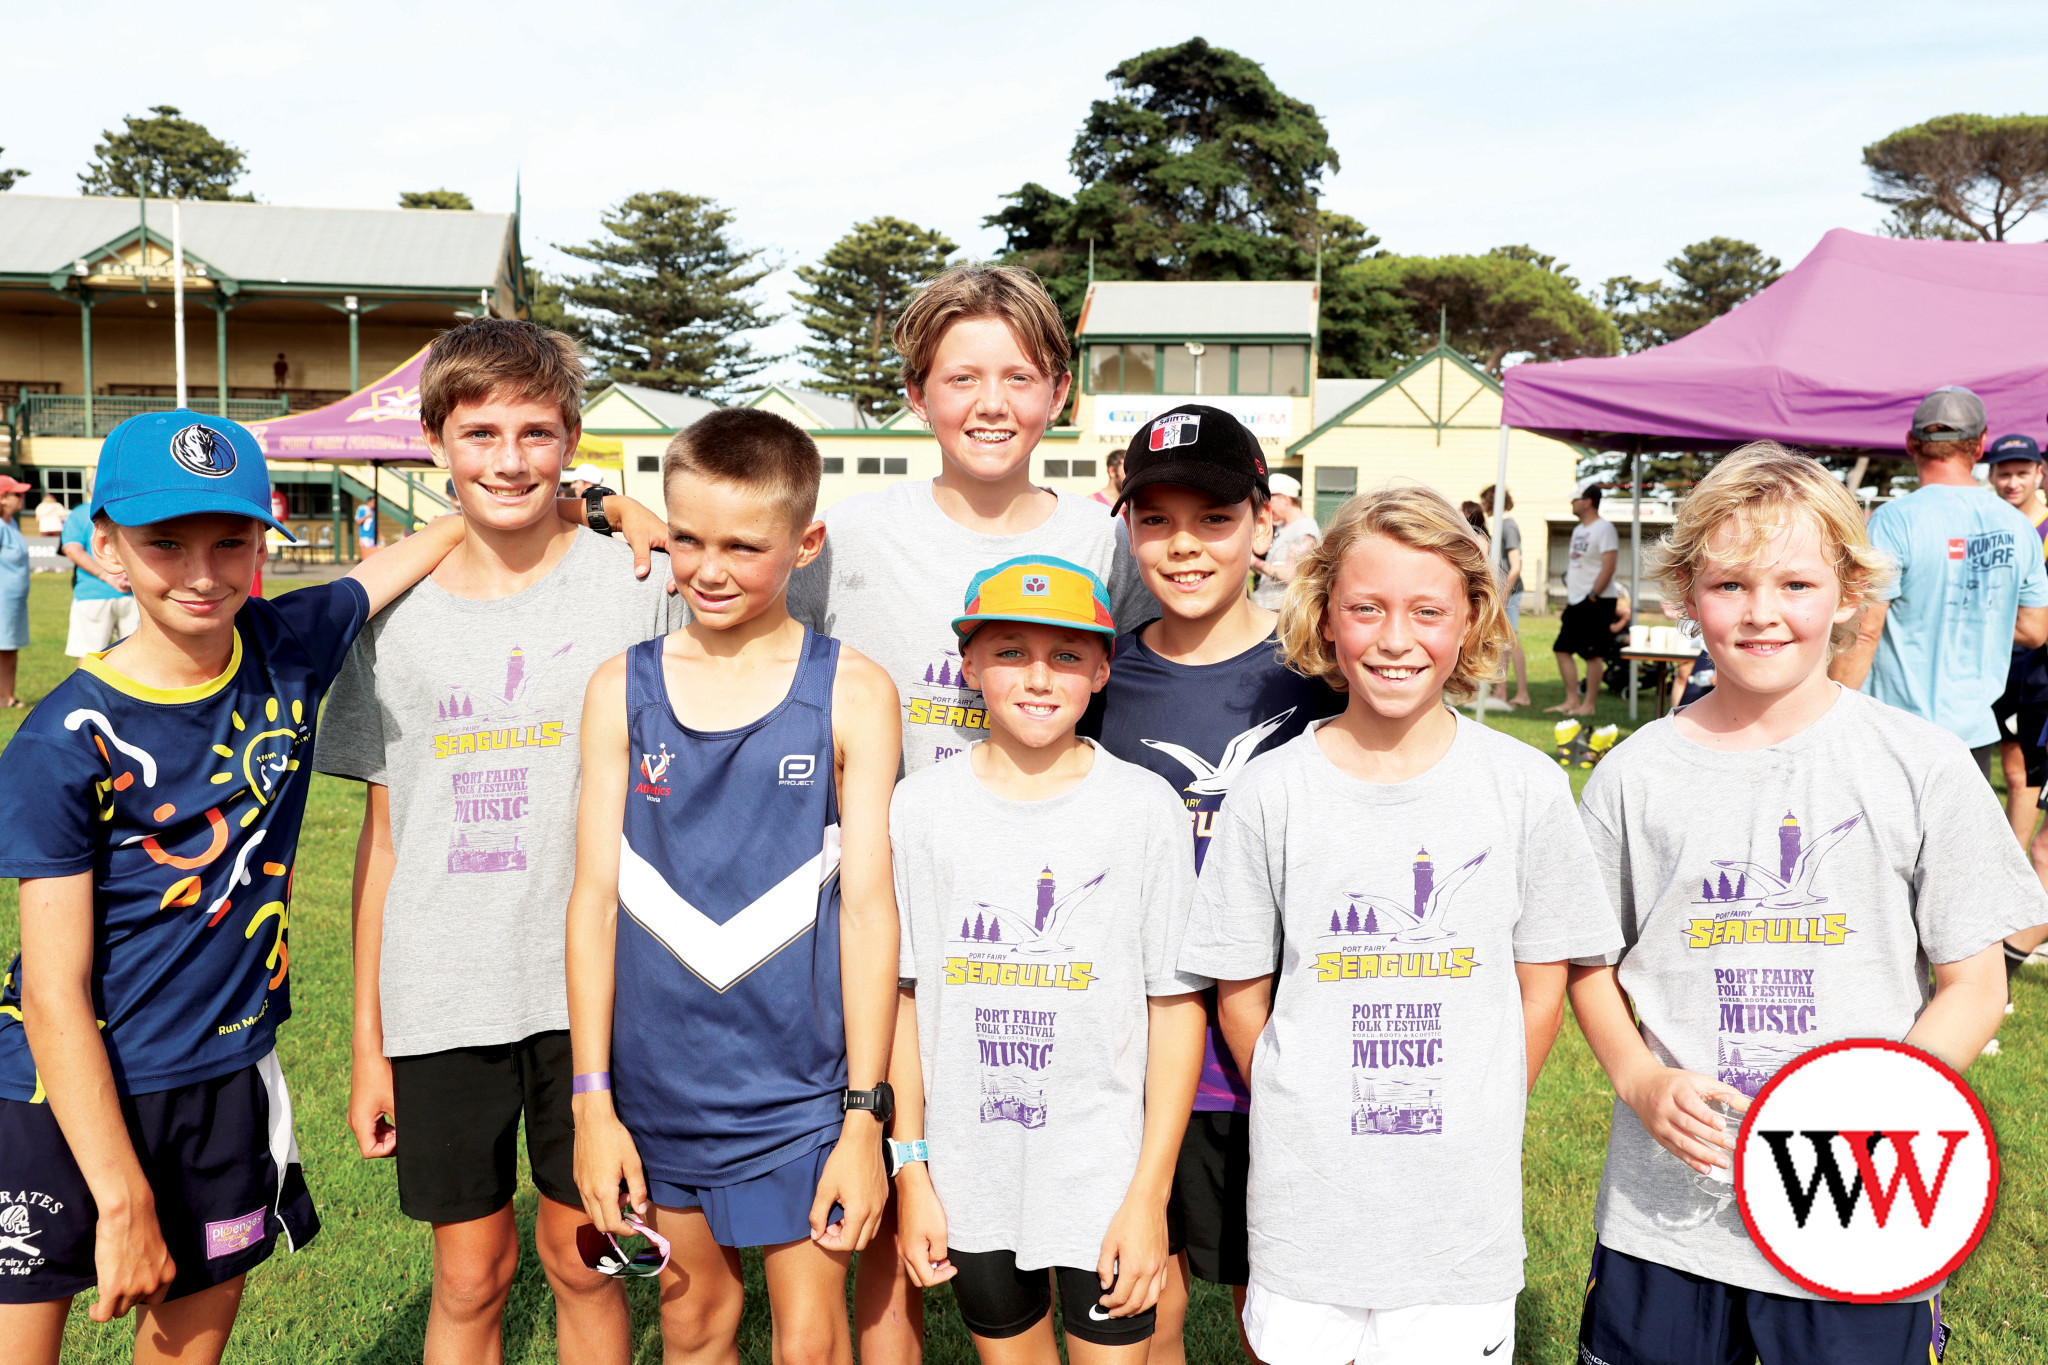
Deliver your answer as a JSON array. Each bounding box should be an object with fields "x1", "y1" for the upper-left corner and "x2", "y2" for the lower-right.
[
  {"x1": 314, "y1": 532, "x2": 686, "y2": 1056},
  {"x1": 1253, "y1": 514, "x2": 1322, "y2": 609},
  {"x1": 789, "y1": 479, "x2": 1156, "y2": 777},
  {"x1": 893, "y1": 745, "x2": 1207, "y2": 1271},
  {"x1": 1577, "y1": 687, "x2": 2043, "y2": 1297},
  {"x1": 1496, "y1": 516, "x2": 1523, "y2": 596},
  {"x1": 1180, "y1": 717, "x2": 1621, "y2": 1309}
]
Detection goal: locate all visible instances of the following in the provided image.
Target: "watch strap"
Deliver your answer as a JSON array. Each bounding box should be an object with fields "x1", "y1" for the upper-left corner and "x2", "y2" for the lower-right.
[
  {"x1": 584, "y1": 487, "x2": 612, "y2": 536},
  {"x1": 885, "y1": 1138, "x2": 929, "y2": 1177}
]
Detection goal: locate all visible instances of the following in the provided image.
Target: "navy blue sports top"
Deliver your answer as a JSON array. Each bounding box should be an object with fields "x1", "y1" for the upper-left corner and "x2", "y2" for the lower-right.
[
  {"x1": 612, "y1": 627, "x2": 847, "y2": 1186},
  {"x1": 0, "y1": 581, "x2": 369, "y2": 1101}
]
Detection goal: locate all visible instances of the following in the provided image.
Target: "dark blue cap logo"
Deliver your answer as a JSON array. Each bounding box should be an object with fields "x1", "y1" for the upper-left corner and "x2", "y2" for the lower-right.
[{"x1": 169, "y1": 424, "x2": 236, "y2": 479}]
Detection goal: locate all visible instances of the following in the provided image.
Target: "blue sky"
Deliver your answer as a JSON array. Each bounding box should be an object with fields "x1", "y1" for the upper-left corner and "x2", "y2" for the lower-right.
[{"x1": 7, "y1": 1, "x2": 2043, "y2": 384}]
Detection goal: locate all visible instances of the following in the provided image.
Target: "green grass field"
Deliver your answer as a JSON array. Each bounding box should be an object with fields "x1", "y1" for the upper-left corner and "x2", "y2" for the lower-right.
[{"x1": 2, "y1": 572, "x2": 2044, "y2": 1362}]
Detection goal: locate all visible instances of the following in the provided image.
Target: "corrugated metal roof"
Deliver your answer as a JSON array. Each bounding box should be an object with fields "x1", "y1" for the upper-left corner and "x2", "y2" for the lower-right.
[
  {"x1": 1077, "y1": 281, "x2": 1318, "y2": 339},
  {"x1": 748, "y1": 385, "x2": 871, "y2": 429},
  {"x1": 605, "y1": 383, "x2": 721, "y2": 430},
  {"x1": 1313, "y1": 377, "x2": 1380, "y2": 428},
  {"x1": 0, "y1": 193, "x2": 513, "y2": 290}
]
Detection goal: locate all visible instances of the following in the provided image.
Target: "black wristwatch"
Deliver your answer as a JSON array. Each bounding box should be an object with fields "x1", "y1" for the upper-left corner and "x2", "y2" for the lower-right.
[
  {"x1": 842, "y1": 1082, "x2": 894, "y2": 1126},
  {"x1": 584, "y1": 486, "x2": 614, "y2": 536}
]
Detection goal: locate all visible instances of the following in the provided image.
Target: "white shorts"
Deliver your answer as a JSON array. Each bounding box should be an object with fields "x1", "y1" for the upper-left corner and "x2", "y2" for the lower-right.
[
  {"x1": 1242, "y1": 1277, "x2": 1516, "y2": 1365},
  {"x1": 66, "y1": 596, "x2": 140, "y2": 657}
]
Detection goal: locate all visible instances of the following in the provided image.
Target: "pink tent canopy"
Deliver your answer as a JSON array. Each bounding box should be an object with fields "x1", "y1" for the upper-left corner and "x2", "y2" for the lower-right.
[
  {"x1": 1502, "y1": 229, "x2": 2048, "y2": 453},
  {"x1": 248, "y1": 347, "x2": 431, "y2": 460}
]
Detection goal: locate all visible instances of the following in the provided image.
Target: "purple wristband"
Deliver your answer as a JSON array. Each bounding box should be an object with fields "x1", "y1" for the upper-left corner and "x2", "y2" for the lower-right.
[{"x1": 573, "y1": 1071, "x2": 611, "y2": 1095}]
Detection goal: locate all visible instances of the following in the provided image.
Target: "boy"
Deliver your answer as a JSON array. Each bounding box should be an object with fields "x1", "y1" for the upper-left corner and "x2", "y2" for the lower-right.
[
  {"x1": 312, "y1": 318, "x2": 682, "y2": 1365},
  {"x1": 60, "y1": 495, "x2": 140, "y2": 660},
  {"x1": 565, "y1": 409, "x2": 901, "y2": 1365},
  {"x1": 786, "y1": 261, "x2": 1156, "y2": 1359},
  {"x1": 1570, "y1": 444, "x2": 2035, "y2": 1365},
  {"x1": 0, "y1": 410, "x2": 473, "y2": 1364},
  {"x1": 1181, "y1": 486, "x2": 1622, "y2": 1365},
  {"x1": 888, "y1": 556, "x2": 1208, "y2": 1362},
  {"x1": 1082, "y1": 406, "x2": 1343, "y2": 1362}
]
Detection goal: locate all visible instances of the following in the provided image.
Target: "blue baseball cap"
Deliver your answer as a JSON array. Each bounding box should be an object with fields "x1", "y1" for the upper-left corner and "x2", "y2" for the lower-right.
[
  {"x1": 90, "y1": 410, "x2": 296, "y2": 541},
  {"x1": 1984, "y1": 433, "x2": 2044, "y2": 465}
]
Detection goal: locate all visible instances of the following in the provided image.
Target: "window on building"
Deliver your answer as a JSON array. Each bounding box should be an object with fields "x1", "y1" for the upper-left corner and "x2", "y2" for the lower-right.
[
  {"x1": 1090, "y1": 344, "x2": 1157, "y2": 394},
  {"x1": 40, "y1": 468, "x2": 87, "y2": 508},
  {"x1": 1044, "y1": 459, "x2": 1070, "y2": 478},
  {"x1": 1313, "y1": 466, "x2": 1357, "y2": 525},
  {"x1": 822, "y1": 457, "x2": 845, "y2": 474},
  {"x1": 1161, "y1": 345, "x2": 1228, "y2": 395},
  {"x1": 1236, "y1": 345, "x2": 1272, "y2": 394},
  {"x1": 636, "y1": 455, "x2": 659, "y2": 472},
  {"x1": 1071, "y1": 459, "x2": 1097, "y2": 478},
  {"x1": 1162, "y1": 346, "x2": 1194, "y2": 393},
  {"x1": 857, "y1": 457, "x2": 881, "y2": 475},
  {"x1": 282, "y1": 483, "x2": 334, "y2": 519},
  {"x1": 1270, "y1": 345, "x2": 1307, "y2": 397}
]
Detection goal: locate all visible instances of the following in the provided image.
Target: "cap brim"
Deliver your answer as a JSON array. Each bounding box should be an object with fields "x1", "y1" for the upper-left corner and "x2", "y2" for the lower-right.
[
  {"x1": 951, "y1": 612, "x2": 1117, "y2": 642},
  {"x1": 1111, "y1": 461, "x2": 1260, "y2": 515},
  {"x1": 99, "y1": 490, "x2": 299, "y2": 543}
]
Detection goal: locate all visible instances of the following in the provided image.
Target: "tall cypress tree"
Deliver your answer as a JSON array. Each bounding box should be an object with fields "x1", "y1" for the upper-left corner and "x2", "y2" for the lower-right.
[
  {"x1": 556, "y1": 192, "x2": 777, "y2": 396},
  {"x1": 793, "y1": 217, "x2": 956, "y2": 418}
]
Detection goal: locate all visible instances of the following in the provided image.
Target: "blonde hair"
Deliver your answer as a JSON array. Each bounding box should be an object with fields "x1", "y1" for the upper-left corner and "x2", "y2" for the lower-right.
[
  {"x1": 893, "y1": 263, "x2": 1071, "y2": 392},
  {"x1": 1277, "y1": 484, "x2": 1514, "y2": 704},
  {"x1": 1650, "y1": 441, "x2": 1892, "y2": 653}
]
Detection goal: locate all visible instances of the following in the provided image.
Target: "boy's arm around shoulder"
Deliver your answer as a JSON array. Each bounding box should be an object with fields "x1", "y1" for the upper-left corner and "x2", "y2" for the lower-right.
[
  {"x1": 565, "y1": 652, "x2": 646, "y2": 1235},
  {"x1": 812, "y1": 645, "x2": 901, "y2": 1252},
  {"x1": 18, "y1": 873, "x2": 178, "y2": 1320}
]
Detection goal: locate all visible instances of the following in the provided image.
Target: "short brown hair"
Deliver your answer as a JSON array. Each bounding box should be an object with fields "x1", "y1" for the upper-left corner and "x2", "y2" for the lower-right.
[
  {"x1": 894, "y1": 263, "x2": 1070, "y2": 393},
  {"x1": 1651, "y1": 441, "x2": 1892, "y2": 654},
  {"x1": 662, "y1": 408, "x2": 822, "y2": 527},
  {"x1": 1276, "y1": 484, "x2": 1515, "y2": 705},
  {"x1": 420, "y1": 318, "x2": 586, "y2": 437},
  {"x1": 1478, "y1": 483, "x2": 1512, "y2": 514}
]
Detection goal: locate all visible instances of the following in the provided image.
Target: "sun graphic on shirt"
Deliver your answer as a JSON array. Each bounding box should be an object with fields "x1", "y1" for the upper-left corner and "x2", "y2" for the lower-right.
[{"x1": 205, "y1": 695, "x2": 309, "y2": 830}]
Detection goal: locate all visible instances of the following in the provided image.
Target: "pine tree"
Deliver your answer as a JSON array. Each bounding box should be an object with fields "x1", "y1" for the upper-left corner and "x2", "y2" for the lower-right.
[
  {"x1": 1346, "y1": 906, "x2": 1361, "y2": 932},
  {"x1": 937, "y1": 659, "x2": 953, "y2": 686},
  {"x1": 1717, "y1": 872, "x2": 1733, "y2": 900},
  {"x1": 400, "y1": 188, "x2": 474, "y2": 211},
  {"x1": 0, "y1": 148, "x2": 25, "y2": 193},
  {"x1": 79, "y1": 106, "x2": 254, "y2": 200},
  {"x1": 924, "y1": 665, "x2": 935, "y2": 683},
  {"x1": 792, "y1": 217, "x2": 956, "y2": 418},
  {"x1": 989, "y1": 920, "x2": 1002, "y2": 943},
  {"x1": 974, "y1": 912, "x2": 986, "y2": 940},
  {"x1": 1329, "y1": 911, "x2": 1341, "y2": 934},
  {"x1": 556, "y1": 191, "x2": 777, "y2": 396},
  {"x1": 1734, "y1": 874, "x2": 1747, "y2": 899},
  {"x1": 960, "y1": 917, "x2": 971, "y2": 939},
  {"x1": 1362, "y1": 907, "x2": 1379, "y2": 933},
  {"x1": 1703, "y1": 878, "x2": 1714, "y2": 901}
]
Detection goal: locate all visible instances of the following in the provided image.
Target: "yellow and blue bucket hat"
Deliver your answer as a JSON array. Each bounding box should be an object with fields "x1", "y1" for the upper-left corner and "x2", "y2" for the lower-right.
[{"x1": 952, "y1": 555, "x2": 1116, "y2": 644}]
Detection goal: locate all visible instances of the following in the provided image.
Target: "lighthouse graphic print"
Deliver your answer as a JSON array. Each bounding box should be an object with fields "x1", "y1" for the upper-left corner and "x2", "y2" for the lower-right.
[
  {"x1": 1319, "y1": 844, "x2": 1489, "y2": 1137},
  {"x1": 949, "y1": 862, "x2": 1105, "y2": 1129},
  {"x1": 1684, "y1": 807, "x2": 1864, "y2": 1095}
]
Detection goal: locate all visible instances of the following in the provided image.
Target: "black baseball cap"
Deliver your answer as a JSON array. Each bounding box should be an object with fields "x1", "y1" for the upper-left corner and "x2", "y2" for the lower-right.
[
  {"x1": 1112, "y1": 404, "x2": 1269, "y2": 514},
  {"x1": 1983, "y1": 433, "x2": 2044, "y2": 465}
]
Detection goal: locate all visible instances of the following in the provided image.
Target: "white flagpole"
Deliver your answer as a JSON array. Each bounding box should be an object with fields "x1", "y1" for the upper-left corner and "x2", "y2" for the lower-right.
[{"x1": 172, "y1": 198, "x2": 188, "y2": 408}]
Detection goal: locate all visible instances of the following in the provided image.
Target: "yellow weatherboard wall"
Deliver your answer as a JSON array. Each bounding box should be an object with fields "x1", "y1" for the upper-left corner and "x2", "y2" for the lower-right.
[{"x1": 1290, "y1": 348, "x2": 1586, "y2": 602}]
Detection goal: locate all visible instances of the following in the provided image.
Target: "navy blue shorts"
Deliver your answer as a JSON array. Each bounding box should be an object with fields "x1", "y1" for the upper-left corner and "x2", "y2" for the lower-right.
[
  {"x1": 1579, "y1": 1242, "x2": 1944, "y2": 1365},
  {"x1": 0, "y1": 1053, "x2": 317, "y2": 1305},
  {"x1": 648, "y1": 1140, "x2": 843, "y2": 1249}
]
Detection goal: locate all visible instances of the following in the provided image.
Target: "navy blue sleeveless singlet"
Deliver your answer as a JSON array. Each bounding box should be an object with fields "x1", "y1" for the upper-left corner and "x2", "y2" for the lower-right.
[{"x1": 612, "y1": 628, "x2": 847, "y2": 1187}]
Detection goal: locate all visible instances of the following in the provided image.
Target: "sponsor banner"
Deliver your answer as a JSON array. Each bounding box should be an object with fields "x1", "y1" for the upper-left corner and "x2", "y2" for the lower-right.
[{"x1": 1092, "y1": 396, "x2": 1293, "y2": 443}]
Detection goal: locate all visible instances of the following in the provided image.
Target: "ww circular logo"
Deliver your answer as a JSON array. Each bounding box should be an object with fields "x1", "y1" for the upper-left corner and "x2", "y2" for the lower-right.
[{"x1": 1734, "y1": 1038, "x2": 1998, "y2": 1302}]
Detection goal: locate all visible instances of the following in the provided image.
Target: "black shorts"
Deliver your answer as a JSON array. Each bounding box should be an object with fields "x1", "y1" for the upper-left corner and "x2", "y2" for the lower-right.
[
  {"x1": 0, "y1": 1054, "x2": 317, "y2": 1305},
  {"x1": 1556, "y1": 596, "x2": 1618, "y2": 659},
  {"x1": 1171, "y1": 1110, "x2": 1250, "y2": 1286},
  {"x1": 1994, "y1": 693, "x2": 2048, "y2": 788},
  {"x1": 389, "y1": 1029, "x2": 578, "y2": 1223},
  {"x1": 1579, "y1": 1242, "x2": 1943, "y2": 1365},
  {"x1": 949, "y1": 1247, "x2": 1157, "y2": 1347}
]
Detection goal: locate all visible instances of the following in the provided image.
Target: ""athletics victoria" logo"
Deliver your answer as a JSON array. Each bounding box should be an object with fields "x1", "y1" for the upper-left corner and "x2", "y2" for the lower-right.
[{"x1": 1734, "y1": 1038, "x2": 1999, "y2": 1302}]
